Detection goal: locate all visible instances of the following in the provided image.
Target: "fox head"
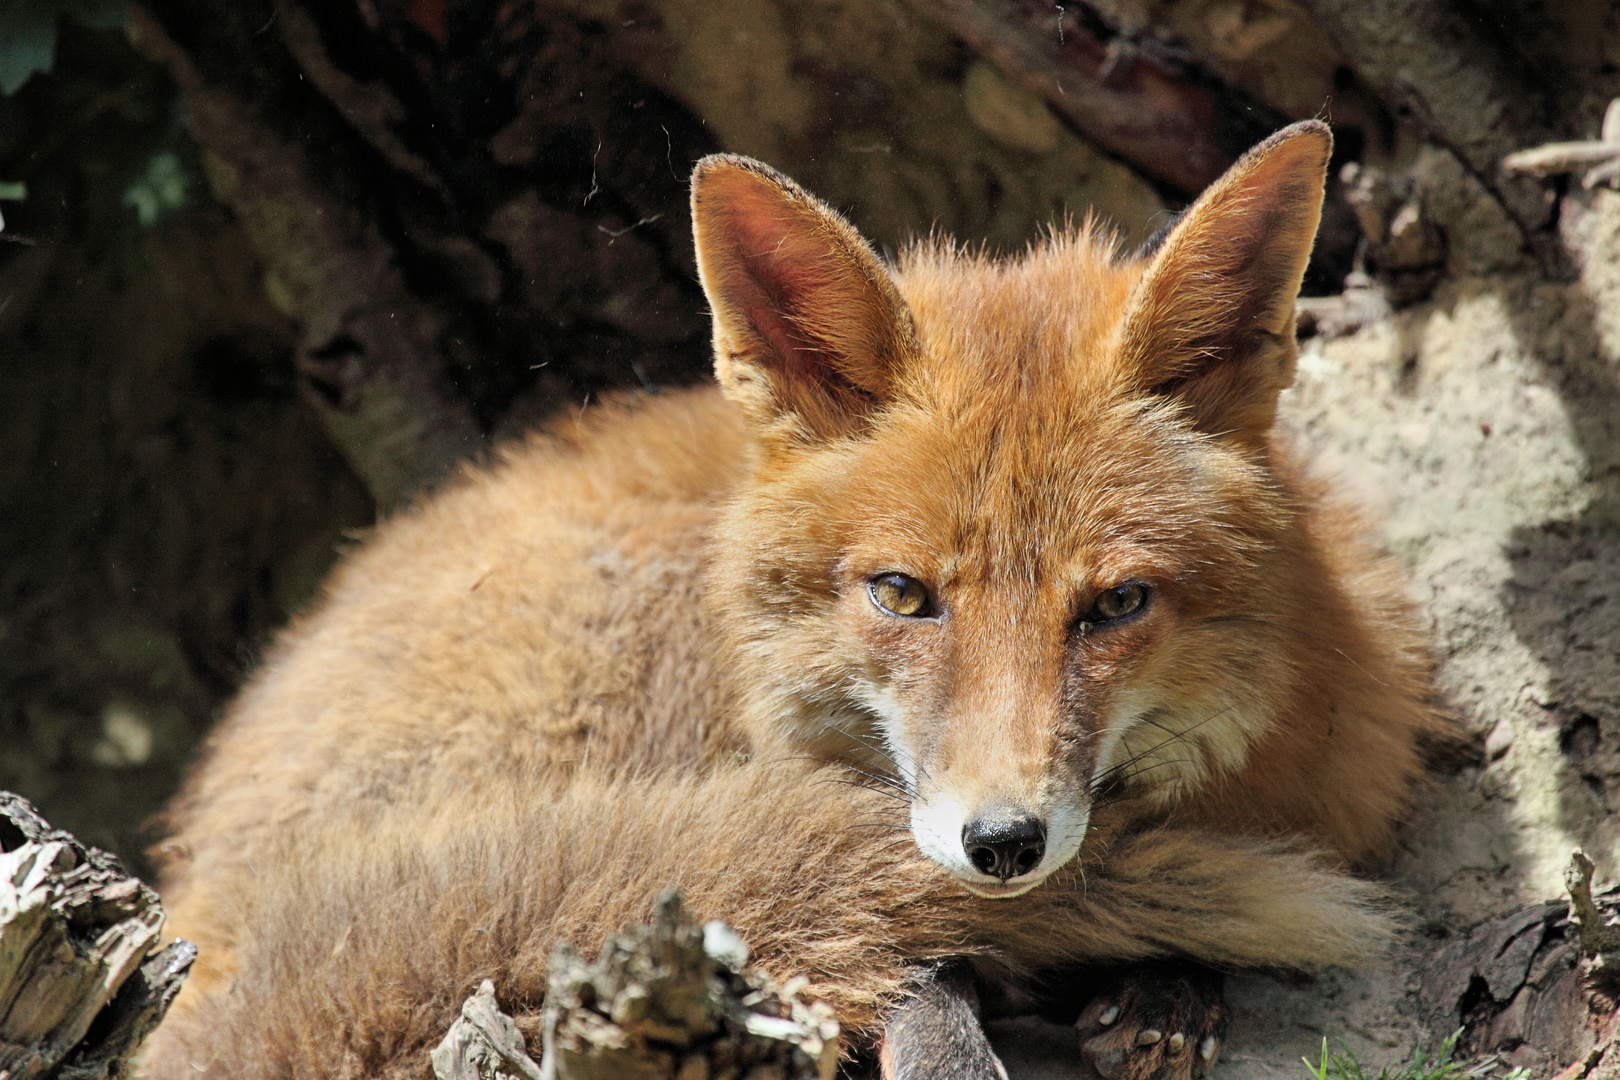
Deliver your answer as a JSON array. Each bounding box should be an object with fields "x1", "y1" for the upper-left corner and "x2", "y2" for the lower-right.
[{"x1": 691, "y1": 122, "x2": 1333, "y2": 897}]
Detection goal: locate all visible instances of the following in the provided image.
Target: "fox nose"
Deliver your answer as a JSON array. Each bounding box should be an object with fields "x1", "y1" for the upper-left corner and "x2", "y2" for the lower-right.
[{"x1": 961, "y1": 813, "x2": 1046, "y2": 880}]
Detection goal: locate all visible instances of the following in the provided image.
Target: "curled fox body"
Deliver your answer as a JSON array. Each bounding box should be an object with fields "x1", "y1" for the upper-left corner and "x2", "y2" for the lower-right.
[{"x1": 144, "y1": 122, "x2": 1442, "y2": 1080}]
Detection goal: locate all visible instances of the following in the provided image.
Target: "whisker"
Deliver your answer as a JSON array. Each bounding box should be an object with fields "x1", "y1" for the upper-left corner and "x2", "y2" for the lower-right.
[
  {"x1": 757, "y1": 750, "x2": 907, "y2": 797},
  {"x1": 801, "y1": 704, "x2": 935, "y2": 788},
  {"x1": 819, "y1": 775, "x2": 912, "y2": 804},
  {"x1": 796, "y1": 713, "x2": 909, "y2": 774},
  {"x1": 1088, "y1": 704, "x2": 1239, "y2": 793},
  {"x1": 811, "y1": 757, "x2": 916, "y2": 800},
  {"x1": 1093, "y1": 756, "x2": 1198, "y2": 792},
  {"x1": 787, "y1": 712, "x2": 934, "y2": 800},
  {"x1": 832, "y1": 761, "x2": 916, "y2": 797},
  {"x1": 1094, "y1": 713, "x2": 1190, "y2": 782},
  {"x1": 1130, "y1": 710, "x2": 1185, "y2": 742}
]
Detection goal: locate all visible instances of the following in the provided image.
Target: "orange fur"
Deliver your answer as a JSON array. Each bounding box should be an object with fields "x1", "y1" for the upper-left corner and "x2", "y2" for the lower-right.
[
  {"x1": 142, "y1": 122, "x2": 1441, "y2": 1078},
  {"x1": 148, "y1": 761, "x2": 1393, "y2": 1079}
]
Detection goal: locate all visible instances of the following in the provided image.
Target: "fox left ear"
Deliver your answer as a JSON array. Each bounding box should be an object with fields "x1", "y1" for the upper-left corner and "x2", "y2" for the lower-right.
[
  {"x1": 1117, "y1": 120, "x2": 1332, "y2": 439},
  {"x1": 690, "y1": 154, "x2": 919, "y2": 444}
]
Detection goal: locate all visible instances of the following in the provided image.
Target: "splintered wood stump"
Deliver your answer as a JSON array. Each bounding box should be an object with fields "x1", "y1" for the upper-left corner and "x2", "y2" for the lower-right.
[
  {"x1": 0, "y1": 792, "x2": 193, "y2": 1080},
  {"x1": 432, "y1": 892, "x2": 837, "y2": 1080}
]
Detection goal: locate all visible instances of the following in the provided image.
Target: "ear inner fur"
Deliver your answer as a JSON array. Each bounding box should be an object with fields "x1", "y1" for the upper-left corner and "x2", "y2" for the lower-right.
[
  {"x1": 690, "y1": 153, "x2": 920, "y2": 442},
  {"x1": 1116, "y1": 120, "x2": 1332, "y2": 438}
]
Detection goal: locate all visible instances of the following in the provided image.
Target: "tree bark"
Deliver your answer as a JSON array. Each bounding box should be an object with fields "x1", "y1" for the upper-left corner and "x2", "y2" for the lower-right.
[
  {"x1": 126, "y1": 4, "x2": 490, "y2": 511},
  {"x1": 1294, "y1": 0, "x2": 1564, "y2": 240}
]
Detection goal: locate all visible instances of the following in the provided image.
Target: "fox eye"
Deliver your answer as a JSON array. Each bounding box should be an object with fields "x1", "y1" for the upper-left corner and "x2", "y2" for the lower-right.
[
  {"x1": 1086, "y1": 582, "x2": 1149, "y2": 624},
  {"x1": 870, "y1": 574, "x2": 933, "y2": 618}
]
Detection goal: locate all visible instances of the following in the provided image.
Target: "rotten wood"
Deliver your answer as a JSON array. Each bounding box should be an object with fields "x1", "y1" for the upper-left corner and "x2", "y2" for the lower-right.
[
  {"x1": 431, "y1": 981, "x2": 545, "y2": 1080},
  {"x1": 541, "y1": 892, "x2": 837, "y2": 1080},
  {"x1": 0, "y1": 792, "x2": 193, "y2": 1080},
  {"x1": 1337, "y1": 160, "x2": 1447, "y2": 305},
  {"x1": 1504, "y1": 99, "x2": 1620, "y2": 191},
  {"x1": 1565, "y1": 851, "x2": 1620, "y2": 961},
  {"x1": 1410, "y1": 852, "x2": 1620, "y2": 1075}
]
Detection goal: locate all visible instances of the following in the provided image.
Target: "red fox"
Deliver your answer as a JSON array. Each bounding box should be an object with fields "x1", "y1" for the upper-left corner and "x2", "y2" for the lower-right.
[{"x1": 141, "y1": 121, "x2": 1441, "y2": 1080}]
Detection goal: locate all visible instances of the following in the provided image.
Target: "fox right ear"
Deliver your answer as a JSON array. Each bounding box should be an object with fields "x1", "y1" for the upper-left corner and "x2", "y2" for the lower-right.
[
  {"x1": 690, "y1": 155, "x2": 919, "y2": 443},
  {"x1": 1116, "y1": 121, "x2": 1332, "y2": 440}
]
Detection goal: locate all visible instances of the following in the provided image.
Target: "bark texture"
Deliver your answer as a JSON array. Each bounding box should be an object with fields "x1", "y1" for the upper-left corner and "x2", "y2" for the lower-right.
[
  {"x1": 1296, "y1": 0, "x2": 1578, "y2": 242},
  {"x1": 905, "y1": 0, "x2": 1285, "y2": 194},
  {"x1": 0, "y1": 792, "x2": 192, "y2": 1080}
]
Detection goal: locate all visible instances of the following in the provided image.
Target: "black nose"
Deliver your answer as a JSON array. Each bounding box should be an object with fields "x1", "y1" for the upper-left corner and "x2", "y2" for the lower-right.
[{"x1": 962, "y1": 813, "x2": 1047, "y2": 880}]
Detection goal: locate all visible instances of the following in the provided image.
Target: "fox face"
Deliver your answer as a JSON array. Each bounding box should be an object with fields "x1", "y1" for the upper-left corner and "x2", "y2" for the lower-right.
[{"x1": 692, "y1": 124, "x2": 1334, "y2": 897}]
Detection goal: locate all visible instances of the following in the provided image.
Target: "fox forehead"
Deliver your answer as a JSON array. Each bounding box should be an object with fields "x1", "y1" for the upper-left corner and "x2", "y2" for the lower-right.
[
  {"x1": 811, "y1": 236, "x2": 1274, "y2": 593},
  {"x1": 836, "y1": 409, "x2": 1226, "y2": 593},
  {"x1": 893, "y1": 227, "x2": 1143, "y2": 393}
]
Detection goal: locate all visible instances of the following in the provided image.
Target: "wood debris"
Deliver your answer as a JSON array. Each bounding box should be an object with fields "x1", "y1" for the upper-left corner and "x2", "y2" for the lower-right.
[
  {"x1": 432, "y1": 892, "x2": 838, "y2": 1080},
  {"x1": 1565, "y1": 851, "x2": 1620, "y2": 963},
  {"x1": 0, "y1": 792, "x2": 193, "y2": 1080},
  {"x1": 430, "y1": 981, "x2": 545, "y2": 1080}
]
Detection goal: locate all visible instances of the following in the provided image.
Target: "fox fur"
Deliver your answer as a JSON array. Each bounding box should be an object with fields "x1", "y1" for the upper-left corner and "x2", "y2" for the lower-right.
[{"x1": 141, "y1": 121, "x2": 1442, "y2": 1078}]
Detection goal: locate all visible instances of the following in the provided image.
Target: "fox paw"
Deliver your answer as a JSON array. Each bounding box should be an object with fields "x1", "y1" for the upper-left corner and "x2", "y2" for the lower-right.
[{"x1": 1074, "y1": 963, "x2": 1230, "y2": 1080}]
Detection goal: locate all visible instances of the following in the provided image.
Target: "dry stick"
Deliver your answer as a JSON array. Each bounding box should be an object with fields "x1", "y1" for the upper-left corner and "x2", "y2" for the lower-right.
[{"x1": 1503, "y1": 98, "x2": 1620, "y2": 191}]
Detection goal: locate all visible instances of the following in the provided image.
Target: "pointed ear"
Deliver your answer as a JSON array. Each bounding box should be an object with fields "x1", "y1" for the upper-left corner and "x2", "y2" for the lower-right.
[
  {"x1": 690, "y1": 154, "x2": 919, "y2": 442},
  {"x1": 1117, "y1": 120, "x2": 1332, "y2": 438}
]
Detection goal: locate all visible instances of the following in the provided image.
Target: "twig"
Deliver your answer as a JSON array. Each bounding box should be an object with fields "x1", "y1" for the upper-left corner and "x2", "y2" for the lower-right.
[{"x1": 1502, "y1": 98, "x2": 1620, "y2": 190}]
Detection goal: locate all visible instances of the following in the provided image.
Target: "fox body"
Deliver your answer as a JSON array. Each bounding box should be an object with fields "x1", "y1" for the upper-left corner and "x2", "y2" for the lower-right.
[{"x1": 143, "y1": 122, "x2": 1440, "y2": 1079}]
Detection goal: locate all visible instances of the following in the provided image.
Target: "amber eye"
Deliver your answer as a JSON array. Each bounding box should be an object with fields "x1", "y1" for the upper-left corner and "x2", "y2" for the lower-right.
[
  {"x1": 1088, "y1": 582, "x2": 1149, "y2": 624},
  {"x1": 869, "y1": 574, "x2": 933, "y2": 618}
]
